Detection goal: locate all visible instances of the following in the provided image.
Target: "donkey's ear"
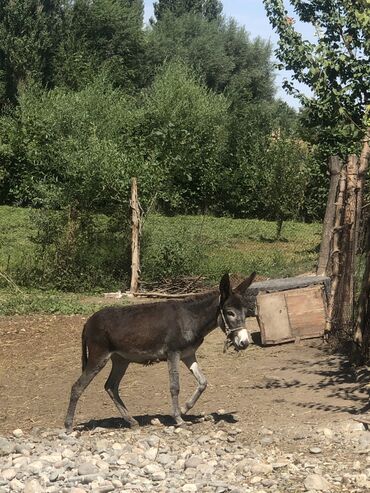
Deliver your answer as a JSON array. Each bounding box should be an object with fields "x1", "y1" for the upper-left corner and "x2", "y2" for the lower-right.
[
  {"x1": 219, "y1": 272, "x2": 232, "y2": 305},
  {"x1": 235, "y1": 271, "x2": 256, "y2": 295}
]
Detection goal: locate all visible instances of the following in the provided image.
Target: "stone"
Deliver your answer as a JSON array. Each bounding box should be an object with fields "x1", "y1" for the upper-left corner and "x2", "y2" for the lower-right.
[
  {"x1": 9, "y1": 478, "x2": 24, "y2": 491},
  {"x1": 182, "y1": 484, "x2": 197, "y2": 492},
  {"x1": 309, "y1": 448, "x2": 322, "y2": 455},
  {"x1": 1, "y1": 468, "x2": 17, "y2": 481},
  {"x1": 62, "y1": 448, "x2": 75, "y2": 459},
  {"x1": 24, "y1": 479, "x2": 43, "y2": 493},
  {"x1": 157, "y1": 453, "x2": 172, "y2": 465},
  {"x1": 27, "y1": 461, "x2": 44, "y2": 474},
  {"x1": 78, "y1": 462, "x2": 99, "y2": 476},
  {"x1": 250, "y1": 476, "x2": 263, "y2": 484},
  {"x1": 12, "y1": 430, "x2": 23, "y2": 439},
  {"x1": 185, "y1": 456, "x2": 203, "y2": 469},
  {"x1": 144, "y1": 463, "x2": 165, "y2": 476},
  {"x1": 145, "y1": 447, "x2": 158, "y2": 461},
  {"x1": 0, "y1": 438, "x2": 14, "y2": 456},
  {"x1": 321, "y1": 428, "x2": 334, "y2": 439},
  {"x1": 251, "y1": 463, "x2": 273, "y2": 475},
  {"x1": 304, "y1": 474, "x2": 331, "y2": 491}
]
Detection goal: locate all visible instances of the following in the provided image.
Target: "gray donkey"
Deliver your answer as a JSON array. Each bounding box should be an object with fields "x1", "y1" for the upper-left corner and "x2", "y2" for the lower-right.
[{"x1": 65, "y1": 271, "x2": 256, "y2": 431}]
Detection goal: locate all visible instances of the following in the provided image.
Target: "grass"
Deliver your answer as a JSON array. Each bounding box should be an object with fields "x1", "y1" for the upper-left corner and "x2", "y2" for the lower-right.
[
  {"x1": 0, "y1": 288, "x2": 130, "y2": 316},
  {"x1": 0, "y1": 206, "x2": 322, "y2": 315},
  {"x1": 0, "y1": 206, "x2": 36, "y2": 273},
  {"x1": 144, "y1": 214, "x2": 322, "y2": 282}
]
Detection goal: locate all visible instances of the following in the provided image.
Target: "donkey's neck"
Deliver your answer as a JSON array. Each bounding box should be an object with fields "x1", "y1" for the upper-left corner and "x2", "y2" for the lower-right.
[{"x1": 182, "y1": 290, "x2": 220, "y2": 338}]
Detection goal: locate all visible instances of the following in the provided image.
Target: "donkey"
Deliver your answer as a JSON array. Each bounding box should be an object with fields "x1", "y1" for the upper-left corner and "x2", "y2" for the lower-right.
[{"x1": 64, "y1": 271, "x2": 256, "y2": 431}]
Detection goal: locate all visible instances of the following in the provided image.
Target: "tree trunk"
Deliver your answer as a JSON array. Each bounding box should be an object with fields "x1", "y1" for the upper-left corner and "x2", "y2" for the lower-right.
[
  {"x1": 325, "y1": 165, "x2": 347, "y2": 333},
  {"x1": 353, "y1": 132, "x2": 370, "y2": 349},
  {"x1": 276, "y1": 218, "x2": 283, "y2": 240},
  {"x1": 341, "y1": 155, "x2": 359, "y2": 318},
  {"x1": 130, "y1": 177, "x2": 141, "y2": 294},
  {"x1": 354, "y1": 131, "x2": 370, "y2": 257},
  {"x1": 317, "y1": 156, "x2": 342, "y2": 276}
]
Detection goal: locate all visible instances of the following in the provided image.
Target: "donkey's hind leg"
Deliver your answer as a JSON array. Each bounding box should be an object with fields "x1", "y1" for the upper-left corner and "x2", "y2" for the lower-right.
[
  {"x1": 64, "y1": 349, "x2": 110, "y2": 432},
  {"x1": 181, "y1": 353, "x2": 207, "y2": 415},
  {"x1": 104, "y1": 354, "x2": 138, "y2": 428}
]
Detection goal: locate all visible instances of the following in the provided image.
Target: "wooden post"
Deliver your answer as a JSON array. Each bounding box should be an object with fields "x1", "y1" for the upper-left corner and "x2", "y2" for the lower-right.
[
  {"x1": 353, "y1": 132, "x2": 370, "y2": 348},
  {"x1": 130, "y1": 177, "x2": 141, "y2": 294},
  {"x1": 341, "y1": 155, "x2": 359, "y2": 316},
  {"x1": 354, "y1": 133, "x2": 370, "y2": 257},
  {"x1": 325, "y1": 165, "x2": 347, "y2": 333},
  {"x1": 317, "y1": 156, "x2": 342, "y2": 276}
]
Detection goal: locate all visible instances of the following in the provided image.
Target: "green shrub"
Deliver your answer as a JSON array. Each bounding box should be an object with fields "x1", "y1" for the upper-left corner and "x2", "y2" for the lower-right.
[
  {"x1": 141, "y1": 219, "x2": 205, "y2": 283},
  {"x1": 25, "y1": 209, "x2": 131, "y2": 291}
]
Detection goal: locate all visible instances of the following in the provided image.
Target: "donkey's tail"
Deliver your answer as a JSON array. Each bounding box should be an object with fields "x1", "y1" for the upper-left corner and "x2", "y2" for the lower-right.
[{"x1": 81, "y1": 324, "x2": 88, "y2": 371}]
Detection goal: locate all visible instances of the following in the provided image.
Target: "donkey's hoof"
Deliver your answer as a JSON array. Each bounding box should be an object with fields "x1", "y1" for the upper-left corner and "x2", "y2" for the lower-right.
[
  {"x1": 174, "y1": 418, "x2": 186, "y2": 428},
  {"x1": 128, "y1": 419, "x2": 139, "y2": 429}
]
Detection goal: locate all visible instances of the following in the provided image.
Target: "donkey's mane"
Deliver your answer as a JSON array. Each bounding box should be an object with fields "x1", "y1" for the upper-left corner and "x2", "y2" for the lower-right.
[{"x1": 179, "y1": 289, "x2": 218, "y2": 305}]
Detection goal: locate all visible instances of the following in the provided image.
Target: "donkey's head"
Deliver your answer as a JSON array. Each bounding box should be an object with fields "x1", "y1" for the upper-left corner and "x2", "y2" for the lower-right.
[{"x1": 218, "y1": 272, "x2": 256, "y2": 351}]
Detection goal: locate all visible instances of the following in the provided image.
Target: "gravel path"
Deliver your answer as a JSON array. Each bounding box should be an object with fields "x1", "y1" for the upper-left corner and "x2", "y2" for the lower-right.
[{"x1": 2, "y1": 413, "x2": 370, "y2": 493}]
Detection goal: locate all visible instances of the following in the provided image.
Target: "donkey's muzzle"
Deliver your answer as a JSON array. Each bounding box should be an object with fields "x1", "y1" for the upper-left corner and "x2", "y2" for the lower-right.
[
  {"x1": 233, "y1": 328, "x2": 250, "y2": 350},
  {"x1": 237, "y1": 340, "x2": 249, "y2": 350}
]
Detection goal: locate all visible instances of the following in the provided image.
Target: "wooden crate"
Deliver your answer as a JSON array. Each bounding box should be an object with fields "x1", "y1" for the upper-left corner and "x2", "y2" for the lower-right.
[{"x1": 256, "y1": 285, "x2": 327, "y2": 345}]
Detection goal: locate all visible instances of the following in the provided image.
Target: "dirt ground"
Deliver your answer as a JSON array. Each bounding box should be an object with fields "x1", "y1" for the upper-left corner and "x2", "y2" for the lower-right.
[{"x1": 1, "y1": 309, "x2": 369, "y2": 446}]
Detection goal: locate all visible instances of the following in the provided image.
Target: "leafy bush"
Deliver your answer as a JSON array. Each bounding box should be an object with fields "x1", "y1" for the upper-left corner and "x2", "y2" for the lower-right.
[
  {"x1": 137, "y1": 61, "x2": 229, "y2": 213},
  {"x1": 27, "y1": 209, "x2": 131, "y2": 291},
  {"x1": 0, "y1": 77, "x2": 161, "y2": 211},
  {"x1": 141, "y1": 215, "x2": 205, "y2": 283}
]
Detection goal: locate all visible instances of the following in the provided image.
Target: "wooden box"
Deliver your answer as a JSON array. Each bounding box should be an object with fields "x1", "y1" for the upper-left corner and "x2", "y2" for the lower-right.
[{"x1": 256, "y1": 285, "x2": 327, "y2": 345}]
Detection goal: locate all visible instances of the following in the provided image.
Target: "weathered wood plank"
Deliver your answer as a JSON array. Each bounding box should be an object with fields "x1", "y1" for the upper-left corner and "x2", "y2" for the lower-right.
[
  {"x1": 244, "y1": 275, "x2": 330, "y2": 316},
  {"x1": 256, "y1": 285, "x2": 327, "y2": 345}
]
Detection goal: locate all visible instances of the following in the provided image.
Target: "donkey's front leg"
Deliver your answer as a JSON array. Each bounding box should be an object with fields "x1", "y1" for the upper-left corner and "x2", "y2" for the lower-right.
[
  {"x1": 167, "y1": 351, "x2": 185, "y2": 426},
  {"x1": 181, "y1": 353, "x2": 207, "y2": 414}
]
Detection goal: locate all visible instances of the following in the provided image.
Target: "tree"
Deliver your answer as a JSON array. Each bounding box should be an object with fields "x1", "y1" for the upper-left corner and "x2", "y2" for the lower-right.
[
  {"x1": 263, "y1": 0, "x2": 370, "y2": 155},
  {"x1": 54, "y1": 0, "x2": 146, "y2": 91},
  {"x1": 137, "y1": 61, "x2": 229, "y2": 213},
  {"x1": 264, "y1": 136, "x2": 311, "y2": 238},
  {"x1": 147, "y1": 14, "x2": 275, "y2": 96},
  {"x1": 0, "y1": 0, "x2": 63, "y2": 107},
  {"x1": 263, "y1": 0, "x2": 370, "y2": 353},
  {"x1": 152, "y1": 0, "x2": 222, "y2": 23}
]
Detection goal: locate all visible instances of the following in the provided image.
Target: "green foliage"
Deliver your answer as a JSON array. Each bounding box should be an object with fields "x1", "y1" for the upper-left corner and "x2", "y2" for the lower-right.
[
  {"x1": 27, "y1": 209, "x2": 132, "y2": 291},
  {"x1": 147, "y1": 13, "x2": 275, "y2": 97},
  {"x1": 264, "y1": 137, "x2": 311, "y2": 228},
  {"x1": 263, "y1": 0, "x2": 370, "y2": 154},
  {"x1": 53, "y1": 0, "x2": 146, "y2": 91},
  {"x1": 152, "y1": 0, "x2": 223, "y2": 23},
  {"x1": 0, "y1": 77, "x2": 161, "y2": 210},
  {"x1": 1, "y1": 206, "x2": 321, "y2": 294},
  {"x1": 0, "y1": 288, "x2": 130, "y2": 316},
  {"x1": 137, "y1": 61, "x2": 229, "y2": 212},
  {"x1": 142, "y1": 214, "x2": 322, "y2": 283},
  {"x1": 0, "y1": 0, "x2": 64, "y2": 106},
  {"x1": 0, "y1": 205, "x2": 36, "y2": 278},
  {"x1": 141, "y1": 218, "x2": 204, "y2": 282}
]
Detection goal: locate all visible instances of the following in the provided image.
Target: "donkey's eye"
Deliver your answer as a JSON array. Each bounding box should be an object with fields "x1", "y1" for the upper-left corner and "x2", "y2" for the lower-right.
[{"x1": 226, "y1": 311, "x2": 236, "y2": 318}]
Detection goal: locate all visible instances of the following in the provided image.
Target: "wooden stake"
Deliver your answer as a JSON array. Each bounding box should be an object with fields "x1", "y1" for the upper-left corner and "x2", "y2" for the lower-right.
[
  {"x1": 130, "y1": 177, "x2": 141, "y2": 294},
  {"x1": 317, "y1": 156, "x2": 342, "y2": 276},
  {"x1": 341, "y1": 155, "x2": 359, "y2": 314},
  {"x1": 325, "y1": 165, "x2": 347, "y2": 333},
  {"x1": 353, "y1": 132, "x2": 370, "y2": 347},
  {"x1": 354, "y1": 132, "x2": 370, "y2": 257}
]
